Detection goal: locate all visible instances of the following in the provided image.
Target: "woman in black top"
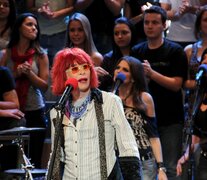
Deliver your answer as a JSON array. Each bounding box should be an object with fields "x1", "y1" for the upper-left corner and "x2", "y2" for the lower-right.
[
  {"x1": 177, "y1": 49, "x2": 207, "y2": 180},
  {"x1": 114, "y1": 56, "x2": 167, "y2": 180}
]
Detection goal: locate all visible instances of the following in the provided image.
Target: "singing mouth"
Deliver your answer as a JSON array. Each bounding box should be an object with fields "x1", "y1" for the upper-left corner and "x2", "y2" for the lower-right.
[{"x1": 78, "y1": 78, "x2": 87, "y2": 82}]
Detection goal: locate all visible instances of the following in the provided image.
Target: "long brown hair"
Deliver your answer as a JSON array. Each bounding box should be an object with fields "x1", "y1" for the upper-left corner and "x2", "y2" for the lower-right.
[{"x1": 118, "y1": 56, "x2": 148, "y2": 112}]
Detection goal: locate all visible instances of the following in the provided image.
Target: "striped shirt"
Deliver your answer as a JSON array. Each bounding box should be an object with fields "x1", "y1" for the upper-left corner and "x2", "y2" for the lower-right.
[{"x1": 50, "y1": 91, "x2": 139, "y2": 180}]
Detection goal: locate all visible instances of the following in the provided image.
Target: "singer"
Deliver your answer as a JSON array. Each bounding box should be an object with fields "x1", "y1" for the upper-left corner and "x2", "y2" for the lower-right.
[
  {"x1": 48, "y1": 48, "x2": 142, "y2": 180},
  {"x1": 113, "y1": 56, "x2": 167, "y2": 180},
  {"x1": 177, "y1": 49, "x2": 207, "y2": 180}
]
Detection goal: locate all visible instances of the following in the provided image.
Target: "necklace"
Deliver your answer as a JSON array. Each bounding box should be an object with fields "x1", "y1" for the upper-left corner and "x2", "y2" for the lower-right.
[{"x1": 68, "y1": 93, "x2": 91, "y2": 119}]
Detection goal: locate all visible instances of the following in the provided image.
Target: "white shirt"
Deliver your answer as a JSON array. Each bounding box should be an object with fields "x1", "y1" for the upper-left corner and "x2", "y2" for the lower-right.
[
  {"x1": 50, "y1": 91, "x2": 139, "y2": 180},
  {"x1": 160, "y1": 0, "x2": 200, "y2": 42},
  {"x1": 35, "y1": 0, "x2": 68, "y2": 35}
]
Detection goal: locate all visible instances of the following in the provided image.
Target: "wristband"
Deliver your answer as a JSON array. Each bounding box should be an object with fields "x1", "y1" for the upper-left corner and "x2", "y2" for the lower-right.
[
  {"x1": 157, "y1": 162, "x2": 164, "y2": 168},
  {"x1": 157, "y1": 162, "x2": 167, "y2": 173}
]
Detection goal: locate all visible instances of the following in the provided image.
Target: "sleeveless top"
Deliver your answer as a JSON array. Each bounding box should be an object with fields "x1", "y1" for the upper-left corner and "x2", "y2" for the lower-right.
[
  {"x1": 123, "y1": 105, "x2": 158, "y2": 155},
  {"x1": 6, "y1": 51, "x2": 45, "y2": 111},
  {"x1": 160, "y1": 0, "x2": 199, "y2": 42},
  {"x1": 185, "y1": 42, "x2": 201, "y2": 120},
  {"x1": 0, "y1": 29, "x2": 10, "y2": 50}
]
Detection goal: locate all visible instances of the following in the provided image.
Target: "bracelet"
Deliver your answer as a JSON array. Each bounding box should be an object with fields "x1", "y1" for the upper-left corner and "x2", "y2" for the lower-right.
[
  {"x1": 157, "y1": 162, "x2": 164, "y2": 168},
  {"x1": 157, "y1": 162, "x2": 167, "y2": 173},
  {"x1": 158, "y1": 167, "x2": 167, "y2": 173}
]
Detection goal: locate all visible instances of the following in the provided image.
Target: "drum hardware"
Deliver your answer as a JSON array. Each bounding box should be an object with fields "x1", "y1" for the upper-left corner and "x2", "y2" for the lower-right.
[
  {"x1": 2, "y1": 135, "x2": 35, "y2": 180},
  {"x1": 0, "y1": 126, "x2": 45, "y2": 135},
  {"x1": 0, "y1": 127, "x2": 46, "y2": 180}
]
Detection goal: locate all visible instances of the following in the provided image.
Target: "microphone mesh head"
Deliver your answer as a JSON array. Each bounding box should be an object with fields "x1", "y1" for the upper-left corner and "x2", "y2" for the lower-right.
[
  {"x1": 65, "y1": 78, "x2": 78, "y2": 89},
  {"x1": 116, "y1": 72, "x2": 126, "y2": 82}
]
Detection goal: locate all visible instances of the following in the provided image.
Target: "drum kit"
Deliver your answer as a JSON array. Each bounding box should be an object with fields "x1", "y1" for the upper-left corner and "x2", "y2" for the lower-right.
[{"x1": 0, "y1": 126, "x2": 47, "y2": 180}]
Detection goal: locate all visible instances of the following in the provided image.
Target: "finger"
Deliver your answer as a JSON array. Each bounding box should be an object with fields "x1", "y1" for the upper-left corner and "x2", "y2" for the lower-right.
[
  {"x1": 11, "y1": 114, "x2": 22, "y2": 119},
  {"x1": 176, "y1": 163, "x2": 182, "y2": 176}
]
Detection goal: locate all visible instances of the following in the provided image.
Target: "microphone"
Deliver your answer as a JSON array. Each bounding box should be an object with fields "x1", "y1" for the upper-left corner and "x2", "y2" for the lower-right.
[
  {"x1": 112, "y1": 72, "x2": 126, "y2": 94},
  {"x1": 196, "y1": 64, "x2": 207, "y2": 82},
  {"x1": 55, "y1": 78, "x2": 78, "y2": 110}
]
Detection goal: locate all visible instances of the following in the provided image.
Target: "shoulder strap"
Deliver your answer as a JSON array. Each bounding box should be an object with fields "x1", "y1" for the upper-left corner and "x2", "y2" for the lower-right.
[
  {"x1": 94, "y1": 94, "x2": 107, "y2": 180},
  {"x1": 191, "y1": 43, "x2": 199, "y2": 62}
]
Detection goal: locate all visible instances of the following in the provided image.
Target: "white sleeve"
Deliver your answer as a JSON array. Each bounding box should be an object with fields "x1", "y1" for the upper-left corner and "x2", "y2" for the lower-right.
[{"x1": 111, "y1": 94, "x2": 140, "y2": 159}]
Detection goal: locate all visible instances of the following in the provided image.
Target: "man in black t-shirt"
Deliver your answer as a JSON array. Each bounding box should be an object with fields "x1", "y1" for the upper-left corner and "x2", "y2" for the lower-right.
[
  {"x1": 0, "y1": 66, "x2": 24, "y2": 128},
  {"x1": 132, "y1": 6, "x2": 188, "y2": 180},
  {"x1": 0, "y1": 66, "x2": 25, "y2": 174}
]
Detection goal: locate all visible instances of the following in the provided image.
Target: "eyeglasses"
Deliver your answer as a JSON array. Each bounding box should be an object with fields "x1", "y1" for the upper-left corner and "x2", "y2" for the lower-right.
[
  {"x1": 66, "y1": 64, "x2": 91, "y2": 74},
  {"x1": 0, "y1": 2, "x2": 10, "y2": 8}
]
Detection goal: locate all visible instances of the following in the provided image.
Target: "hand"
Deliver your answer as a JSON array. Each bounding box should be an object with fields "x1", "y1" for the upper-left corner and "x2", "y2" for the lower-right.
[
  {"x1": 17, "y1": 64, "x2": 24, "y2": 76},
  {"x1": 17, "y1": 62, "x2": 31, "y2": 76},
  {"x1": 141, "y1": 2, "x2": 152, "y2": 12},
  {"x1": 38, "y1": 1, "x2": 54, "y2": 19},
  {"x1": 158, "y1": 169, "x2": 168, "y2": 180},
  {"x1": 176, "y1": 154, "x2": 187, "y2": 176},
  {"x1": 21, "y1": 61, "x2": 32, "y2": 76},
  {"x1": 0, "y1": 109, "x2": 25, "y2": 119},
  {"x1": 95, "y1": 66, "x2": 111, "y2": 77},
  {"x1": 142, "y1": 60, "x2": 153, "y2": 78},
  {"x1": 179, "y1": 0, "x2": 194, "y2": 15}
]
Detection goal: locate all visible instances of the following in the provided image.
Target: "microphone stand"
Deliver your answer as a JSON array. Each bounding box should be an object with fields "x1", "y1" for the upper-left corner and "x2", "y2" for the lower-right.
[
  {"x1": 183, "y1": 79, "x2": 205, "y2": 180},
  {"x1": 14, "y1": 135, "x2": 34, "y2": 180},
  {"x1": 46, "y1": 103, "x2": 65, "y2": 180}
]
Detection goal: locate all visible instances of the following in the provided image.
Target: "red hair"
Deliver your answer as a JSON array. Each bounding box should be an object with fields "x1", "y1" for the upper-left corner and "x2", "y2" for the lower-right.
[{"x1": 51, "y1": 48, "x2": 99, "y2": 95}]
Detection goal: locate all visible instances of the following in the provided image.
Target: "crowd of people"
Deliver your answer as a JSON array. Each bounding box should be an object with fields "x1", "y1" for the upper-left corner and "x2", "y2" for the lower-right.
[{"x1": 1, "y1": 0, "x2": 207, "y2": 180}]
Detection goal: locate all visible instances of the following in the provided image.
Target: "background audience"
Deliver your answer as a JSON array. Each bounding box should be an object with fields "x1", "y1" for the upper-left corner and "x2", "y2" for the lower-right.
[
  {"x1": 74, "y1": 0, "x2": 124, "y2": 54},
  {"x1": 177, "y1": 49, "x2": 207, "y2": 180},
  {"x1": 0, "y1": 13, "x2": 49, "y2": 169},
  {"x1": 114, "y1": 56, "x2": 167, "y2": 180},
  {"x1": 0, "y1": 66, "x2": 25, "y2": 177},
  {"x1": 97, "y1": 16, "x2": 137, "y2": 91},
  {"x1": 0, "y1": 0, "x2": 16, "y2": 50},
  {"x1": 27, "y1": 0, "x2": 74, "y2": 67},
  {"x1": 132, "y1": 6, "x2": 188, "y2": 179},
  {"x1": 65, "y1": 12, "x2": 103, "y2": 66}
]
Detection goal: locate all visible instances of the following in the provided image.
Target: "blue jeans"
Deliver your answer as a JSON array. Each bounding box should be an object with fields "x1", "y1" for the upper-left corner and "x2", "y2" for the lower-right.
[
  {"x1": 159, "y1": 124, "x2": 183, "y2": 180},
  {"x1": 142, "y1": 158, "x2": 157, "y2": 180},
  {"x1": 40, "y1": 31, "x2": 66, "y2": 67}
]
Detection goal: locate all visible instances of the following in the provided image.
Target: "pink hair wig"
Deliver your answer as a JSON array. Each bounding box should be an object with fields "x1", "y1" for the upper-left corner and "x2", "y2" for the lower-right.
[{"x1": 51, "y1": 48, "x2": 99, "y2": 95}]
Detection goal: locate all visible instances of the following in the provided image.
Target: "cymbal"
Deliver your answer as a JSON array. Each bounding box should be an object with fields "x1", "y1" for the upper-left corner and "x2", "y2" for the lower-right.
[
  {"x1": 4, "y1": 168, "x2": 47, "y2": 176},
  {"x1": 0, "y1": 126, "x2": 45, "y2": 135}
]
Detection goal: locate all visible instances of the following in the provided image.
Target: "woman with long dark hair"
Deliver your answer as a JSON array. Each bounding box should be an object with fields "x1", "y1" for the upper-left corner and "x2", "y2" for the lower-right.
[
  {"x1": 114, "y1": 56, "x2": 167, "y2": 180},
  {"x1": 0, "y1": 13, "x2": 49, "y2": 168},
  {"x1": 97, "y1": 16, "x2": 136, "y2": 91},
  {"x1": 177, "y1": 48, "x2": 207, "y2": 180},
  {"x1": 0, "y1": 0, "x2": 16, "y2": 49},
  {"x1": 65, "y1": 12, "x2": 103, "y2": 66}
]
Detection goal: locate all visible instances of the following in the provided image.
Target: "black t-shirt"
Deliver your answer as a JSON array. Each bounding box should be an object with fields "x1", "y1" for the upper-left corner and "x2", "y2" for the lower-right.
[
  {"x1": 193, "y1": 107, "x2": 207, "y2": 151},
  {"x1": 132, "y1": 39, "x2": 188, "y2": 126},
  {"x1": 194, "y1": 108, "x2": 207, "y2": 138},
  {"x1": 99, "y1": 51, "x2": 121, "y2": 91},
  {"x1": 0, "y1": 66, "x2": 15, "y2": 101},
  {"x1": 0, "y1": 66, "x2": 21, "y2": 130}
]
